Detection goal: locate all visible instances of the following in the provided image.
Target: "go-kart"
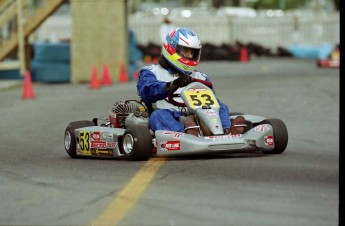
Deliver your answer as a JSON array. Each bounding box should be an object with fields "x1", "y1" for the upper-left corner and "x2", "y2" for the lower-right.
[
  {"x1": 317, "y1": 47, "x2": 340, "y2": 68},
  {"x1": 64, "y1": 79, "x2": 288, "y2": 161}
]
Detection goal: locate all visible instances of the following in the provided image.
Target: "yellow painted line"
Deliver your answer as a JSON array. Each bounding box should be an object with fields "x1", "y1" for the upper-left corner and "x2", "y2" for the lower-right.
[{"x1": 90, "y1": 158, "x2": 166, "y2": 226}]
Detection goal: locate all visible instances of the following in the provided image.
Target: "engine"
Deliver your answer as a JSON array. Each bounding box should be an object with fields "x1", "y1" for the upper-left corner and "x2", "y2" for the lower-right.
[{"x1": 109, "y1": 100, "x2": 147, "y2": 128}]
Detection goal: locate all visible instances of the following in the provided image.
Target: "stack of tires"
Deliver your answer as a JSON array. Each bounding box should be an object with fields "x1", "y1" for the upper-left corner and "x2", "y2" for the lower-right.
[{"x1": 31, "y1": 42, "x2": 70, "y2": 83}]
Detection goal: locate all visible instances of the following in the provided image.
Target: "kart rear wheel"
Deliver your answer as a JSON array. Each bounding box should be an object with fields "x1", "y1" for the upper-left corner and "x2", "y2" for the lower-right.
[
  {"x1": 260, "y1": 118, "x2": 288, "y2": 154},
  {"x1": 64, "y1": 120, "x2": 95, "y2": 158},
  {"x1": 122, "y1": 126, "x2": 152, "y2": 161}
]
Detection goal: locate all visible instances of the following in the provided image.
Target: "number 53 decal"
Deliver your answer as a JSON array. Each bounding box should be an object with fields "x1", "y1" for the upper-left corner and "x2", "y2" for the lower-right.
[
  {"x1": 184, "y1": 89, "x2": 219, "y2": 109},
  {"x1": 79, "y1": 131, "x2": 91, "y2": 156}
]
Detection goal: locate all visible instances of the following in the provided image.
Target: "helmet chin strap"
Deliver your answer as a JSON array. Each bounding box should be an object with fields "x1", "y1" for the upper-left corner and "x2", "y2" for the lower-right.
[{"x1": 158, "y1": 54, "x2": 168, "y2": 68}]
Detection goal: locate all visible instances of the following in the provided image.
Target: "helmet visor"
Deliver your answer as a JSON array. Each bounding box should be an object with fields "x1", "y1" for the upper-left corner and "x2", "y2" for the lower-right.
[{"x1": 176, "y1": 45, "x2": 201, "y2": 61}]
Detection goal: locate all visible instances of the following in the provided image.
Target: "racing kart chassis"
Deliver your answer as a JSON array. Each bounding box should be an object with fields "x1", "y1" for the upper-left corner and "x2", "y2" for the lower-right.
[{"x1": 64, "y1": 80, "x2": 288, "y2": 161}]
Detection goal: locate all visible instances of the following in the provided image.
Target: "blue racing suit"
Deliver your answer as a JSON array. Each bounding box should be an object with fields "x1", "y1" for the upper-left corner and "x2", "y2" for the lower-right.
[{"x1": 137, "y1": 64, "x2": 231, "y2": 133}]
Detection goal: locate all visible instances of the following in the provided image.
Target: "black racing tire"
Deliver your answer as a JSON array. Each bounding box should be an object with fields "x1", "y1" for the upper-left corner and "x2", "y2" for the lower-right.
[
  {"x1": 122, "y1": 126, "x2": 153, "y2": 161},
  {"x1": 64, "y1": 120, "x2": 95, "y2": 158},
  {"x1": 260, "y1": 118, "x2": 288, "y2": 154}
]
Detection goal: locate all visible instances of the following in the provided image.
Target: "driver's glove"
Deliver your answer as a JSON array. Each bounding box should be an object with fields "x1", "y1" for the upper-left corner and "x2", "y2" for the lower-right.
[{"x1": 166, "y1": 75, "x2": 192, "y2": 91}]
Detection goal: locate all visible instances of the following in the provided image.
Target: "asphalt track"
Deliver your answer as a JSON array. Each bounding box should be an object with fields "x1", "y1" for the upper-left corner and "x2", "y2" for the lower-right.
[{"x1": 0, "y1": 58, "x2": 340, "y2": 226}]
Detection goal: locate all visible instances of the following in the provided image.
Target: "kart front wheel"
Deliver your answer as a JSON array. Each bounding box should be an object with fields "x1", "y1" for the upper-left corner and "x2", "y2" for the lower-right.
[
  {"x1": 260, "y1": 118, "x2": 288, "y2": 154},
  {"x1": 64, "y1": 120, "x2": 95, "y2": 158},
  {"x1": 122, "y1": 126, "x2": 152, "y2": 161}
]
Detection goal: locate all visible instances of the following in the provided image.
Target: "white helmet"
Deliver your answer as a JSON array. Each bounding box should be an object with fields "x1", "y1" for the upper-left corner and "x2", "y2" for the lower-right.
[{"x1": 162, "y1": 27, "x2": 202, "y2": 75}]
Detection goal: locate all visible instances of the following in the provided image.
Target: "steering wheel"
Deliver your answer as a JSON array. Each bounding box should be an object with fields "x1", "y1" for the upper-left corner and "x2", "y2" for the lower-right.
[{"x1": 167, "y1": 78, "x2": 213, "y2": 107}]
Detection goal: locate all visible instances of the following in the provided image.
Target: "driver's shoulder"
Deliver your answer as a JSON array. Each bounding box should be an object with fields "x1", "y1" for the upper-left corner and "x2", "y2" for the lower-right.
[
  {"x1": 141, "y1": 64, "x2": 168, "y2": 74},
  {"x1": 141, "y1": 64, "x2": 156, "y2": 72}
]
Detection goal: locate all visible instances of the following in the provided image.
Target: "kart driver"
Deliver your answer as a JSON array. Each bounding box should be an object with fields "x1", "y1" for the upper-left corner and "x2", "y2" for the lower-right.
[{"x1": 136, "y1": 27, "x2": 245, "y2": 136}]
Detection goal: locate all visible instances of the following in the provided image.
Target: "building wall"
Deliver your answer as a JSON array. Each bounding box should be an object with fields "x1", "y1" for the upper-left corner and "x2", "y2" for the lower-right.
[{"x1": 71, "y1": 0, "x2": 127, "y2": 83}]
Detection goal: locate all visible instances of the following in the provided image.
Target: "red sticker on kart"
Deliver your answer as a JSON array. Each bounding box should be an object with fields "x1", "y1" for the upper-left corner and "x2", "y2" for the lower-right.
[
  {"x1": 160, "y1": 140, "x2": 180, "y2": 151},
  {"x1": 264, "y1": 136, "x2": 274, "y2": 146},
  {"x1": 90, "y1": 141, "x2": 106, "y2": 149},
  {"x1": 91, "y1": 131, "x2": 101, "y2": 141},
  {"x1": 163, "y1": 131, "x2": 184, "y2": 138},
  {"x1": 107, "y1": 142, "x2": 117, "y2": 148}
]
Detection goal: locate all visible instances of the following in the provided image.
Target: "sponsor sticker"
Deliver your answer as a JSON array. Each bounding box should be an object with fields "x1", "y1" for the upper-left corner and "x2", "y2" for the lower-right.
[
  {"x1": 90, "y1": 141, "x2": 106, "y2": 149},
  {"x1": 160, "y1": 140, "x2": 181, "y2": 151},
  {"x1": 264, "y1": 135, "x2": 274, "y2": 146},
  {"x1": 163, "y1": 131, "x2": 184, "y2": 138},
  {"x1": 205, "y1": 109, "x2": 217, "y2": 117},
  {"x1": 205, "y1": 134, "x2": 241, "y2": 140},
  {"x1": 106, "y1": 142, "x2": 117, "y2": 148},
  {"x1": 102, "y1": 132, "x2": 113, "y2": 139},
  {"x1": 91, "y1": 149, "x2": 114, "y2": 156},
  {"x1": 187, "y1": 88, "x2": 207, "y2": 92},
  {"x1": 91, "y1": 131, "x2": 101, "y2": 141},
  {"x1": 255, "y1": 125, "x2": 268, "y2": 133}
]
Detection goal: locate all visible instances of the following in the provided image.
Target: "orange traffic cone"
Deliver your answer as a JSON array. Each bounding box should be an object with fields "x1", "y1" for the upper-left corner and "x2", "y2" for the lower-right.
[
  {"x1": 239, "y1": 47, "x2": 249, "y2": 62},
  {"x1": 22, "y1": 70, "x2": 35, "y2": 99},
  {"x1": 101, "y1": 64, "x2": 112, "y2": 86},
  {"x1": 118, "y1": 63, "x2": 129, "y2": 83},
  {"x1": 89, "y1": 66, "x2": 101, "y2": 89},
  {"x1": 133, "y1": 70, "x2": 139, "y2": 80}
]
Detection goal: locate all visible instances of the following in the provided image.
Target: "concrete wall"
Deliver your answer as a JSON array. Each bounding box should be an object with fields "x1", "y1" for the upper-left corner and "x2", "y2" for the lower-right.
[{"x1": 71, "y1": 0, "x2": 127, "y2": 83}]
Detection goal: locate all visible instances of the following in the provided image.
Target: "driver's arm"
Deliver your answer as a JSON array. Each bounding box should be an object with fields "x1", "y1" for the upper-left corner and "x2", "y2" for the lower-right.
[{"x1": 136, "y1": 69, "x2": 169, "y2": 103}]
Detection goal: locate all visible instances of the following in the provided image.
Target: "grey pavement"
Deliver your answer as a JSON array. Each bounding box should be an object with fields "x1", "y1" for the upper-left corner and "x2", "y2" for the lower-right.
[{"x1": 0, "y1": 58, "x2": 339, "y2": 226}]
